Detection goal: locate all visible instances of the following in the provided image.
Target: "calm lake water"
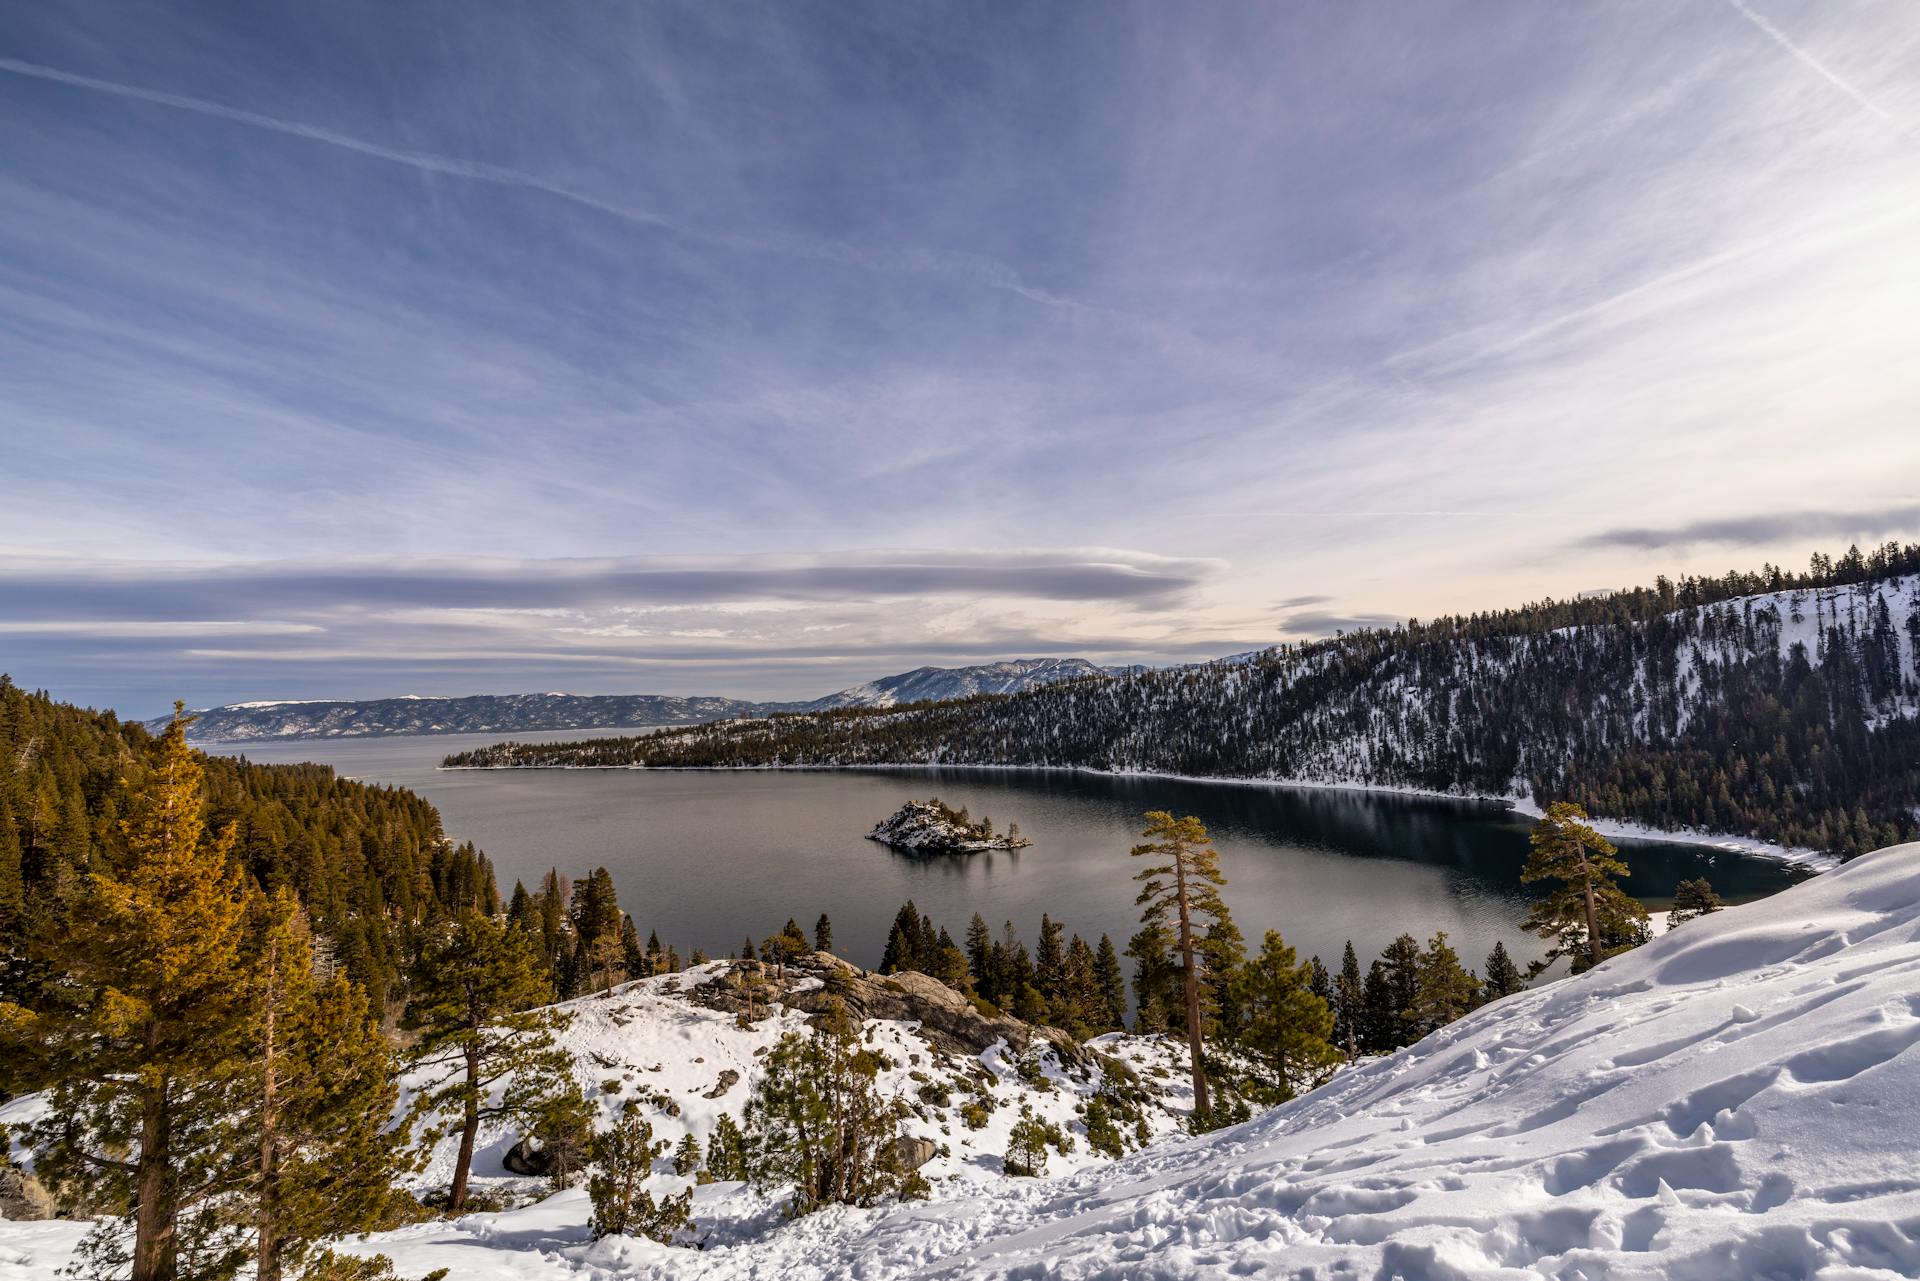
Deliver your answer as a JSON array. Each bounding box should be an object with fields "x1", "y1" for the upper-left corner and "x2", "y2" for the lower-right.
[{"x1": 217, "y1": 732, "x2": 1803, "y2": 978}]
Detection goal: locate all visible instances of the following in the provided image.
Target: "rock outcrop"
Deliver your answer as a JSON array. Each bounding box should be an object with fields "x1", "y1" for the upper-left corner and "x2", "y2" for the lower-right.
[{"x1": 684, "y1": 952, "x2": 1079, "y2": 1064}]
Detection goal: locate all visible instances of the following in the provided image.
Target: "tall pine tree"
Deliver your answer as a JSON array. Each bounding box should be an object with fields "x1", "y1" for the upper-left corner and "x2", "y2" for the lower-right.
[{"x1": 1130, "y1": 811, "x2": 1236, "y2": 1122}]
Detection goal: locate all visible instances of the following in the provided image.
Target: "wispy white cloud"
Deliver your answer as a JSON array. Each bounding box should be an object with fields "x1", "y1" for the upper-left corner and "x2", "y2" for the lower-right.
[{"x1": 4, "y1": 1, "x2": 1919, "y2": 710}]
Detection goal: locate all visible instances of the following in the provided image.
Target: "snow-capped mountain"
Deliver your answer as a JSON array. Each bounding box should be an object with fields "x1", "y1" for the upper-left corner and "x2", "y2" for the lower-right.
[
  {"x1": 153, "y1": 658, "x2": 1124, "y2": 742},
  {"x1": 800, "y1": 658, "x2": 1116, "y2": 710}
]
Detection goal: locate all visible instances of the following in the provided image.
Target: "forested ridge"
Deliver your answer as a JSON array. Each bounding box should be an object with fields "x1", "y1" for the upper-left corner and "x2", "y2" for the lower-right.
[
  {"x1": 0, "y1": 676, "x2": 497, "y2": 1013},
  {"x1": 447, "y1": 544, "x2": 1920, "y2": 858}
]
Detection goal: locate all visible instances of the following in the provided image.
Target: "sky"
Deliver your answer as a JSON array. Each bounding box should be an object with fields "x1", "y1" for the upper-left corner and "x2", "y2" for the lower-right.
[{"x1": 2, "y1": 1, "x2": 1917, "y2": 718}]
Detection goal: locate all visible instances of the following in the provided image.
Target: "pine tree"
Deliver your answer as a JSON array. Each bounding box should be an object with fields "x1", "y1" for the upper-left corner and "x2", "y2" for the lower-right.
[
  {"x1": 768, "y1": 918, "x2": 810, "y2": 977},
  {"x1": 1034, "y1": 914, "x2": 1066, "y2": 1006},
  {"x1": 704, "y1": 1114, "x2": 749, "y2": 1182},
  {"x1": 1358, "y1": 960, "x2": 1397, "y2": 1053},
  {"x1": 619, "y1": 915, "x2": 644, "y2": 978},
  {"x1": 570, "y1": 867, "x2": 623, "y2": 996},
  {"x1": 531, "y1": 1085, "x2": 595, "y2": 1191},
  {"x1": 1094, "y1": 934, "x2": 1127, "y2": 1032},
  {"x1": 1379, "y1": 934, "x2": 1422, "y2": 1049},
  {"x1": 1124, "y1": 921, "x2": 1180, "y2": 1035},
  {"x1": 1059, "y1": 935, "x2": 1103, "y2": 1036},
  {"x1": 1131, "y1": 811, "x2": 1236, "y2": 1121},
  {"x1": 1408, "y1": 932, "x2": 1479, "y2": 1036},
  {"x1": 878, "y1": 902, "x2": 926, "y2": 975},
  {"x1": 588, "y1": 1103, "x2": 691, "y2": 1242},
  {"x1": 244, "y1": 890, "x2": 406, "y2": 1281},
  {"x1": 1003, "y1": 1102, "x2": 1052, "y2": 1177},
  {"x1": 813, "y1": 913, "x2": 833, "y2": 953},
  {"x1": 930, "y1": 927, "x2": 972, "y2": 993},
  {"x1": 404, "y1": 912, "x2": 573, "y2": 1212},
  {"x1": 966, "y1": 914, "x2": 994, "y2": 1000},
  {"x1": 1668, "y1": 877, "x2": 1724, "y2": 926},
  {"x1": 0, "y1": 710, "x2": 256, "y2": 1281},
  {"x1": 1482, "y1": 941, "x2": 1524, "y2": 1000},
  {"x1": 1334, "y1": 941, "x2": 1362, "y2": 1060},
  {"x1": 0, "y1": 798, "x2": 22, "y2": 923},
  {"x1": 672, "y1": 1133, "x2": 702, "y2": 1178},
  {"x1": 744, "y1": 998, "x2": 920, "y2": 1213},
  {"x1": 1521, "y1": 803, "x2": 1649, "y2": 973},
  {"x1": 537, "y1": 870, "x2": 571, "y2": 990},
  {"x1": 1230, "y1": 930, "x2": 1341, "y2": 1102}
]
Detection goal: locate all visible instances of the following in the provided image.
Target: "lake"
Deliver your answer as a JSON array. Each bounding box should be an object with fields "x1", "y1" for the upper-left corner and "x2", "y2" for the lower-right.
[{"x1": 216, "y1": 731, "x2": 1803, "y2": 978}]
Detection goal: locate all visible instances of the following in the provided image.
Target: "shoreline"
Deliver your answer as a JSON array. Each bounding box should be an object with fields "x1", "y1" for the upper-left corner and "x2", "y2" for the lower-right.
[{"x1": 439, "y1": 757, "x2": 1837, "y2": 872}]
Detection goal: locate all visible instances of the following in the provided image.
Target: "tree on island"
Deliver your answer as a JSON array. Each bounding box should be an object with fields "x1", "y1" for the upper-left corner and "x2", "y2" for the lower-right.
[
  {"x1": 1521, "y1": 802, "x2": 1649, "y2": 974},
  {"x1": 1131, "y1": 811, "x2": 1237, "y2": 1124},
  {"x1": 814, "y1": 912, "x2": 834, "y2": 952}
]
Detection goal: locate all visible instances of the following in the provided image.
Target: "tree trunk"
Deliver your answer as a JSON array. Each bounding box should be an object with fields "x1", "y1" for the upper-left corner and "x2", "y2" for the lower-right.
[
  {"x1": 449, "y1": 1044, "x2": 480, "y2": 1212},
  {"x1": 258, "y1": 977, "x2": 282, "y2": 1281},
  {"x1": 131, "y1": 1073, "x2": 176, "y2": 1281},
  {"x1": 1174, "y1": 851, "x2": 1210, "y2": 1117},
  {"x1": 1579, "y1": 848, "x2": 1602, "y2": 969}
]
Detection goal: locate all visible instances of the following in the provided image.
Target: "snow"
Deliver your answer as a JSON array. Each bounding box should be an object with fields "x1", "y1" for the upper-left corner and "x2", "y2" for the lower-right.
[{"x1": 12, "y1": 846, "x2": 1920, "y2": 1278}]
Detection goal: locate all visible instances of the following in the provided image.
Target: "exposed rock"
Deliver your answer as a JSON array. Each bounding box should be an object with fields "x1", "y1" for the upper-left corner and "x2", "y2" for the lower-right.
[
  {"x1": 1, "y1": 1166, "x2": 56, "y2": 1221},
  {"x1": 702, "y1": 1069, "x2": 741, "y2": 1099},
  {"x1": 501, "y1": 1137, "x2": 549, "y2": 1177},
  {"x1": 892, "y1": 1135, "x2": 939, "y2": 1171},
  {"x1": 867, "y1": 799, "x2": 1032, "y2": 855},
  {"x1": 684, "y1": 952, "x2": 1082, "y2": 1065}
]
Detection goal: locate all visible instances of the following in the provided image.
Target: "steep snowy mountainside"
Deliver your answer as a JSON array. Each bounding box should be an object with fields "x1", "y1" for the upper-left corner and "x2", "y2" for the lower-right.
[
  {"x1": 346, "y1": 841, "x2": 1920, "y2": 1280},
  {"x1": 453, "y1": 572, "x2": 1920, "y2": 858}
]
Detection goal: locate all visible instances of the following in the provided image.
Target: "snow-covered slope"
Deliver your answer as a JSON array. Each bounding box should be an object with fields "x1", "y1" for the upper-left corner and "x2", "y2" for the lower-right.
[
  {"x1": 10, "y1": 847, "x2": 1919, "y2": 1279},
  {"x1": 381, "y1": 842, "x2": 1920, "y2": 1278}
]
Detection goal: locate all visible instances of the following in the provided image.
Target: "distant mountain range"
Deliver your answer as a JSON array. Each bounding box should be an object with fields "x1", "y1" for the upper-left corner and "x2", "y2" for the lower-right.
[{"x1": 159, "y1": 657, "x2": 1126, "y2": 742}]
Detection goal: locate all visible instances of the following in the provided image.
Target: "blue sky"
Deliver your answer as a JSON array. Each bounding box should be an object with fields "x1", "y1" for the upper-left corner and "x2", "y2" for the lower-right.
[{"x1": 2, "y1": 1, "x2": 1917, "y2": 716}]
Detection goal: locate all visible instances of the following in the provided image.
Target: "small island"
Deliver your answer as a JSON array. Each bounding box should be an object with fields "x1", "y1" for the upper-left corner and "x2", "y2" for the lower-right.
[{"x1": 867, "y1": 798, "x2": 1032, "y2": 854}]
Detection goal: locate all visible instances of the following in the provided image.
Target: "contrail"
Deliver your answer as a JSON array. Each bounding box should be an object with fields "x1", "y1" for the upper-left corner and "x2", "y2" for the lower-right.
[
  {"x1": 0, "y1": 54, "x2": 679, "y2": 232},
  {"x1": 1725, "y1": 0, "x2": 1904, "y2": 130},
  {"x1": 0, "y1": 54, "x2": 1099, "y2": 312}
]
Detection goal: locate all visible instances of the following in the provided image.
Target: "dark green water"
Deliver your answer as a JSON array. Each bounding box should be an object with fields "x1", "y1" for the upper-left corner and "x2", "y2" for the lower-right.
[{"x1": 219, "y1": 733, "x2": 1803, "y2": 977}]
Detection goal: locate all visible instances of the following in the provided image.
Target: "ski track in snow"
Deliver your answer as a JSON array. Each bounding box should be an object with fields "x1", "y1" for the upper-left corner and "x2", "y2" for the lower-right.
[{"x1": 11, "y1": 844, "x2": 1920, "y2": 1278}]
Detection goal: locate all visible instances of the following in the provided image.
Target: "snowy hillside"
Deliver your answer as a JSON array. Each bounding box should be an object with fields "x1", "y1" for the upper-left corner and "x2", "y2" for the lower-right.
[
  {"x1": 375, "y1": 841, "x2": 1920, "y2": 1277},
  {"x1": 12, "y1": 843, "x2": 1917, "y2": 1279}
]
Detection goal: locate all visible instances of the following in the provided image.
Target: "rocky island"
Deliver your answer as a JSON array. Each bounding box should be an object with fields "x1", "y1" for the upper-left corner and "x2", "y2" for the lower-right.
[{"x1": 867, "y1": 798, "x2": 1033, "y2": 854}]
